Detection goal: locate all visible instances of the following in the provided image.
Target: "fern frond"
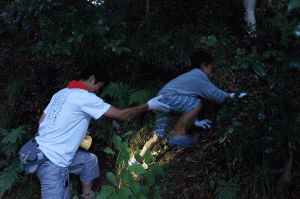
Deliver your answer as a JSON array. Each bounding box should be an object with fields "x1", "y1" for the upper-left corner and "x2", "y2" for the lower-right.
[
  {"x1": 100, "y1": 82, "x2": 131, "y2": 109},
  {"x1": 129, "y1": 89, "x2": 154, "y2": 106},
  {"x1": 0, "y1": 157, "x2": 24, "y2": 198},
  {"x1": 1, "y1": 125, "x2": 28, "y2": 144},
  {"x1": 0, "y1": 160, "x2": 7, "y2": 170},
  {"x1": 215, "y1": 180, "x2": 240, "y2": 199},
  {"x1": 1, "y1": 143, "x2": 18, "y2": 157},
  {"x1": 0, "y1": 128, "x2": 8, "y2": 136},
  {"x1": 100, "y1": 82, "x2": 130, "y2": 100}
]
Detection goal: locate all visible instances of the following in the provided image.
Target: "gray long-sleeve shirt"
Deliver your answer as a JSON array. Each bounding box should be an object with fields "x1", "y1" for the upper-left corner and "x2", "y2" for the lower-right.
[{"x1": 157, "y1": 69, "x2": 229, "y2": 104}]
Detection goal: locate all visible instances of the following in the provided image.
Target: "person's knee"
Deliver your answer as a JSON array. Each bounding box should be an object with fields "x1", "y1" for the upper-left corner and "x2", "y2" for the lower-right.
[{"x1": 89, "y1": 153, "x2": 98, "y2": 164}]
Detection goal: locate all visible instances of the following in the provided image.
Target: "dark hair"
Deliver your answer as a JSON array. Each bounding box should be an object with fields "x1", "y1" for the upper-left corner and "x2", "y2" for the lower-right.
[
  {"x1": 191, "y1": 51, "x2": 214, "y2": 68},
  {"x1": 77, "y1": 63, "x2": 110, "y2": 86}
]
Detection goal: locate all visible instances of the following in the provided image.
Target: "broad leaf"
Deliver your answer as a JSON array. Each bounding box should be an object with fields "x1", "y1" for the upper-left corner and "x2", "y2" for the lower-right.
[
  {"x1": 149, "y1": 164, "x2": 164, "y2": 176},
  {"x1": 146, "y1": 171, "x2": 155, "y2": 186},
  {"x1": 118, "y1": 187, "x2": 133, "y2": 198},
  {"x1": 113, "y1": 134, "x2": 121, "y2": 151},
  {"x1": 121, "y1": 142, "x2": 128, "y2": 152},
  {"x1": 143, "y1": 185, "x2": 150, "y2": 195},
  {"x1": 117, "y1": 155, "x2": 124, "y2": 164},
  {"x1": 106, "y1": 172, "x2": 118, "y2": 187},
  {"x1": 144, "y1": 150, "x2": 152, "y2": 165},
  {"x1": 252, "y1": 61, "x2": 266, "y2": 76},
  {"x1": 100, "y1": 185, "x2": 115, "y2": 196},
  {"x1": 120, "y1": 168, "x2": 132, "y2": 183},
  {"x1": 129, "y1": 165, "x2": 147, "y2": 174},
  {"x1": 127, "y1": 178, "x2": 141, "y2": 195},
  {"x1": 134, "y1": 153, "x2": 143, "y2": 164},
  {"x1": 103, "y1": 147, "x2": 115, "y2": 155}
]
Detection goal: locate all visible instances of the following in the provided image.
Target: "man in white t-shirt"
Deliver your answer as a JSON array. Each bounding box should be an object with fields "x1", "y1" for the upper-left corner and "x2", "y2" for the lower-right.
[{"x1": 34, "y1": 64, "x2": 170, "y2": 199}]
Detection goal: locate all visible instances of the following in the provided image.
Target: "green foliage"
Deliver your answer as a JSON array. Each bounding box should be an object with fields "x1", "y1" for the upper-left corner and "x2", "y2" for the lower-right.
[
  {"x1": 0, "y1": 157, "x2": 24, "y2": 198},
  {"x1": 200, "y1": 35, "x2": 217, "y2": 46},
  {"x1": 1, "y1": 0, "x2": 129, "y2": 56},
  {"x1": 101, "y1": 134, "x2": 166, "y2": 199},
  {"x1": 232, "y1": 47, "x2": 266, "y2": 77},
  {"x1": 100, "y1": 82, "x2": 131, "y2": 109},
  {"x1": 129, "y1": 89, "x2": 154, "y2": 106},
  {"x1": 0, "y1": 125, "x2": 30, "y2": 157},
  {"x1": 250, "y1": 161, "x2": 274, "y2": 198},
  {"x1": 100, "y1": 82, "x2": 157, "y2": 132},
  {"x1": 0, "y1": 125, "x2": 36, "y2": 197},
  {"x1": 287, "y1": 0, "x2": 300, "y2": 13},
  {"x1": 214, "y1": 179, "x2": 240, "y2": 199}
]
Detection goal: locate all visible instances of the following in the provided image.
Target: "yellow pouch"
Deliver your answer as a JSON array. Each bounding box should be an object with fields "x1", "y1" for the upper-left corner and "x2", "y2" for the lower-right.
[{"x1": 80, "y1": 135, "x2": 92, "y2": 150}]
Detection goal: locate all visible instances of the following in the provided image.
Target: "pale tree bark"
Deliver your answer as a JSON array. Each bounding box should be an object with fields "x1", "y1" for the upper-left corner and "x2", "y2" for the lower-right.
[{"x1": 243, "y1": 0, "x2": 257, "y2": 35}]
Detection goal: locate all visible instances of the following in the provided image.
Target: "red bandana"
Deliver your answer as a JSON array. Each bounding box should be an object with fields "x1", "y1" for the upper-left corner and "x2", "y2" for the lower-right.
[{"x1": 67, "y1": 80, "x2": 87, "y2": 90}]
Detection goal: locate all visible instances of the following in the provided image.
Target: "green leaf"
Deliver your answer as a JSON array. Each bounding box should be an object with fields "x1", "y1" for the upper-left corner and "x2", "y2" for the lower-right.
[
  {"x1": 149, "y1": 164, "x2": 164, "y2": 176},
  {"x1": 100, "y1": 185, "x2": 115, "y2": 196},
  {"x1": 201, "y1": 35, "x2": 217, "y2": 46},
  {"x1": 146, "y1": 171, "x2": 155, "y2": 186},
  {"x1": 119, "y1": 187, "x2": 133, "y2": 198},
  {"x1": 113, "y1": 134, "x2": 121, "y2": 151},
  {"x1": 252, "y1": 61, "x2": 266, "y2": 76},
  {"x1": 143, "y1": 185, "x2": 150, "y2": 195},
  {"x1": 124, "y1": 151, "x2": 130, "y2": 163},
  {"x1": 120, "y1": 168, "x2": 132, "y2": 183},
  {"x1": 139, "y1": 194, "x2": 148, "y2": 199},
  {"x1": 106, "y1": 172, "x2": 118, "y2": 187},
  {"x1": 77, "y1": 33, "x2": 84, "y2": 43},
  {"x1": 0, "y1": 128, "x2": 8, "y2": 136},
  {"x1": 134, "y1": 153, "x2": 143, "y2": 164},
  {"x1": 121, "y1": 142, "x2": 128, "y2": 152},
  {"x1": 129, "y1": 165, "x2": 147, "y2": 174},
  {"x1": 129, "y1": 90, "x2": 153, "y2": 106},
  {"x1": 117, "y1": 155, "x2": 124, "y2": 164},
  {"x1": 288, "y1": 0, "x2": 300, "y2": 13},
  {"x1": 121, "y1": 47, "x2": 132, "y2": 53},
  {"x1": 68, "y1": 37, "x2": 75, "y2": 43},
  {"x1": 62, "y1": 49, "x2": 71, "y2": 56},
  {"x1": 97, "y1": 193, "x2": 106, "y2": 199},
  {"x1": 104, "y1": 147, "x2": 115, "y2": 155},
  {"x1": 209, "y1": 180, "x2": 216, "y2": 190},
  {"x1": 1, "y1": 125, "x2": 27, "y2": 144},
  {"x1": 236, "y1": 48, "x2": 246, "y2": 56},
  {"x1": 0, "y1": 160, "x2": 7, "y2": 169},
  {"x1": 127, "y1": 179, "x2": 141, "y2": 195},
  {"x1": 233, "y1": 122, "x2": 244, "y2": 127},
  {"x1": 228, "y1": 127, "x2": 234, "y2": 134},
  {"x1": 144, "y1": 150, "x2": 152, "y2": 165},
  {"x1": 114, "y1": 47, "x2": 123, "y2": 55},
  {"x1": 1, "y1": 143, "x2": 18, "y2": 156}
]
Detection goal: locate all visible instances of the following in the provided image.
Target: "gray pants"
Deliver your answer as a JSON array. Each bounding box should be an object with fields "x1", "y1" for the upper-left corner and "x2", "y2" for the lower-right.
[{"x1": 36, "y1": 150, "x2": 100, "y2": 199}]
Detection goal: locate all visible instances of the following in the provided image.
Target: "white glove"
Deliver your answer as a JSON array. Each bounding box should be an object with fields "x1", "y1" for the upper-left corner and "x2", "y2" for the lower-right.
[
  {"x1": 147, "y1": 95, "x2": 170, "y2": 112},
  {"x1": 230, "y1": 93, "x2": 247, "y2": 98},
  {"x1": 194, "y1": 118, "x2": 212, "y2": 129}
]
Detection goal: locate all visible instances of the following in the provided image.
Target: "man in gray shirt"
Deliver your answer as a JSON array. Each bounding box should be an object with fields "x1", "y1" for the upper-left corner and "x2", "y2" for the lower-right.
[{"x1": 130, "y1": 51, "x2": 245, "y2": 165}]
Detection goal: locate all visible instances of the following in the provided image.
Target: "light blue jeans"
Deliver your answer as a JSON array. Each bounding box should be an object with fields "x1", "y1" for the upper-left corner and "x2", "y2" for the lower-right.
[{"x1": 36, "y1": 150, "x2": 100, "y2": 199}]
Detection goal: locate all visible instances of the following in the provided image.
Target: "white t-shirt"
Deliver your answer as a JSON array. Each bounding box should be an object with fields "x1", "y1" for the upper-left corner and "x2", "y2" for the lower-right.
[{"x1": 35, "y1": 88, "x2": 111, "y2": 167}]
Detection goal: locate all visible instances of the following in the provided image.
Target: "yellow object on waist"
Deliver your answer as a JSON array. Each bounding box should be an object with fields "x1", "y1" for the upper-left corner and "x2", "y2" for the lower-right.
[{"x1": 80, "y1": 135, "x2": 92, "y2": 150}]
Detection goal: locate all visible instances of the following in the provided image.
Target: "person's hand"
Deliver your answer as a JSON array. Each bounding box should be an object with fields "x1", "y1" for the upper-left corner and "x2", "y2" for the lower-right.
[
  {"x1": 230, "y1": 93, "x2": 247, "y2": 98},
  {"x1": 194, "y1": 118, "x2": 212, "y2": 129},
  {"x1": 147, "y1": 95, "x2": 170, "y2": 112}
]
